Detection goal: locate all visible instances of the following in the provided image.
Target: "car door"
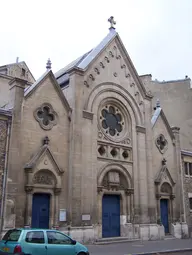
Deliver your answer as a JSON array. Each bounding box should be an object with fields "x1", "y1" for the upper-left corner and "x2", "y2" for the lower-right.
[
  {"x1": 46, "y1": 231, "x2": 76, "y2": 255},
  {"x1": 24, "y1": 230, "x2": 47, "y2": 255}
]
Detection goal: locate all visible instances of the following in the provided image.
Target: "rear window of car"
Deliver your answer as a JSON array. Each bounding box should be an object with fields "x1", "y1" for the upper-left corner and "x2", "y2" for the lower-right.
[
  {"x1": 2, "y1": 229, "x2": 21, "y2": 241},
  {"x1": 25, "y1": 231, "x2": 45, "y2": 244}
]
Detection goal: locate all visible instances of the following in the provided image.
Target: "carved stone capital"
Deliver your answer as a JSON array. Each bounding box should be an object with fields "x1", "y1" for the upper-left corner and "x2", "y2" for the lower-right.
[
  {"x1": 97, "y1": 186, "x2": 103, "y2": 193},
  {"x1": 54, "y1": 188, "x2": 61, "y2": 195},
  {"x1": 25, "y1": 185, "x2": 33, "y2": 194},
  {"x1": 170, "y1": 194, "x2": 175, "y2": 200},
  {"x1": 125, "y1": 188, "x2": 134, "y2": 196},
  {"x1": 156, "y1": 194, "x2": 161, "y2": 200}
]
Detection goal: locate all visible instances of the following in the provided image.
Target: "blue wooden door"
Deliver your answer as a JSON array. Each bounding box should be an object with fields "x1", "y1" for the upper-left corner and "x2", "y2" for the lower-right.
[
  {"x1": 102, "y1": 195, "x2": 120, "y2": 238},
  {"x1": 160, "y1": 199, "x2": 169, "y2": 233},
  {"x1": 32, "y1": 193, "x2": 50, "y2": 229}
]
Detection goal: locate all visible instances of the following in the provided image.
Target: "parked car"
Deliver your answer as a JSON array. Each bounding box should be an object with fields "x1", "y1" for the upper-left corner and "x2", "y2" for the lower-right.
[{"x1": 0, "y1": 228, "x2": 89, "y2": 255}]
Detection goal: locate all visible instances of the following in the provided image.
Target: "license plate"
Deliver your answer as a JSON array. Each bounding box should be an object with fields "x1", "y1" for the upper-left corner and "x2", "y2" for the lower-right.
[{"x1": 3, "y1": 247, "x2": 9, "y2": 252}]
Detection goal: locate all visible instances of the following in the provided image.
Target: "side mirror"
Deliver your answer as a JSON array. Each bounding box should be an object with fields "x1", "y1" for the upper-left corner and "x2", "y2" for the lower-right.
[{"x1": 71, "y1": 240, "x2": 76, "y2": 245}]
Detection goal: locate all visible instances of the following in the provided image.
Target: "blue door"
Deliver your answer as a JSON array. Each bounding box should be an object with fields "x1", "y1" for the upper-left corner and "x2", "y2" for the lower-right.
[
  {"x1": 32, "y1": 193, "x2": 50, "y2": 229},
  {"x1": 102, "y1": 195, "x2": 120, "y2": 238},
  {"x1": 160, "y1": 199, "x2": 169, "y2": 233}
]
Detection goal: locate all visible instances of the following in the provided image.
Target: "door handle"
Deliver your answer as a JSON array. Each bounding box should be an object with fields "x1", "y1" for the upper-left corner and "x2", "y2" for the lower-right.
[{"x1": 45, "y1": 245, "x2": 47, "y2": 249}]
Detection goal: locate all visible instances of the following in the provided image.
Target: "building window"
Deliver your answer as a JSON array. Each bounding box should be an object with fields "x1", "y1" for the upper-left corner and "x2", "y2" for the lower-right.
[
  {"x1": 189, "y1": 198, "x2": 192, "y2": 211},
  {"x1": 34, "y1": 103, "x2": 57, "y2": 130},
  {"x1": 184, "y1": 162, "x2": 188, "y2": 175},
  {"x1": 184, "y1": 162, "x2": 192, "y2": 176},
  {"x1": 100, "y1": 105, "x2": 124, "y2": 137},
  {"x1": 21, "y1": 68, "x2": 26, "y2": 77}
]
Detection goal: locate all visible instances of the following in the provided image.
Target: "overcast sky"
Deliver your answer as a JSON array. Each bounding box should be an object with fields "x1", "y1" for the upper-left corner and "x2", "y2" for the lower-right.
[{"x1": 0, "y1": 0, "x2": 191, "y2": 81}]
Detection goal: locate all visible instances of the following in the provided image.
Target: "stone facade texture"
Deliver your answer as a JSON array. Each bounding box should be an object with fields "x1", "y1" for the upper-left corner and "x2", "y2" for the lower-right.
[{"x1": 0, "y1": 27, "x2": 190, "y2": 242}]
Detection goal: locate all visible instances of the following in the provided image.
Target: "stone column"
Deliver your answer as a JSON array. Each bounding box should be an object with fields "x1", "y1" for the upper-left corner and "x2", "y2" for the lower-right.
[
  {"x1": 136, "y1": 126, "x2": 149, "y2": 223},
  {"x1": 53, "y1": 188, "x2": 61, "y2": 227},
  {"x1": 24, "y1": 186, "x2": 33, "y2": 227},
  {"x1": 171, "y1": 127, "x2": 185, "y2": 222},
  {"x1": 156, "y1": 194, "x2": 161, "y2": 223}
]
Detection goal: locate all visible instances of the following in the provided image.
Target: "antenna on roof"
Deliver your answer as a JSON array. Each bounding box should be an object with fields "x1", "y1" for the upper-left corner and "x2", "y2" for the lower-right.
[
  {"x1": 46, "y1": 58, "x2": 52, "y2": 71},
  {"x1": 16, "y1": 57, "x2": 19, "y2": 63}
]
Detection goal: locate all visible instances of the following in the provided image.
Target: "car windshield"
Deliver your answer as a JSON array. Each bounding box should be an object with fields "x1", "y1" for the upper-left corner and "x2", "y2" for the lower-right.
[{"x1": 2, "y1": 229, "x2": 21, "y2": 241}]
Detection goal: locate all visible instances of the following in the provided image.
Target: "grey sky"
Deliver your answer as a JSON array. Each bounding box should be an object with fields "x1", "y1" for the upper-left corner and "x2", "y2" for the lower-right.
[{"x1": 0, "y1": 0, "x2": 191, "y2": 81}]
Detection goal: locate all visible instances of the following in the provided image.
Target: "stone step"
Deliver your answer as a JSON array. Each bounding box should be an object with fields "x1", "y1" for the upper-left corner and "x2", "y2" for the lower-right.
[
  {"x1": 94, "y1": 237, "x2": 140, "y2": 245},
  {"x1": 164, "y1": 234, "x2": 176, "y2": 240}
]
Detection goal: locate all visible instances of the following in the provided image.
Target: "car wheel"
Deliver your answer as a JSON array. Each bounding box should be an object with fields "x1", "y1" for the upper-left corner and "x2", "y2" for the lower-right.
[{"x1": 77, "y1": 253, "x2": 86, "y2": 255}]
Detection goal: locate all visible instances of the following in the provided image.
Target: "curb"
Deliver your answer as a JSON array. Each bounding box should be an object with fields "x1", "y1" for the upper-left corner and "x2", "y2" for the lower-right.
[{"x1": 131, "y1": 248, "x2": 192, "y2": 255}]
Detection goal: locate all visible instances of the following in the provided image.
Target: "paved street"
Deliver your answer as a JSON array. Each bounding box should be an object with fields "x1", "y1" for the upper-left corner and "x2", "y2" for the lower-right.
[{"x1": 87, "y1": 239, "x2": 192, "y2": 255}]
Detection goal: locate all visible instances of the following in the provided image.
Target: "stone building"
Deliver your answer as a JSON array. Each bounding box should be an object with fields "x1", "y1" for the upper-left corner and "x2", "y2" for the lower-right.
[{"x1": 0, "y1": 18, "x2": 191, "y2": 242}]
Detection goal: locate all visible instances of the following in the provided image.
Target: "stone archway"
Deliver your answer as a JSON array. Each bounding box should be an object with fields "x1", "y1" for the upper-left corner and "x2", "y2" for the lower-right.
[
  {"x1": 97, "y1": 164, "x2": 133, "y2": 238},
  {"x1": 24, "y1": 137, "x2": 64, "y2": 228},
  {"x1": 155, "y1": 159, "x2": 175, "y2": 232},
  {"x1": 25, "y1": 168, "x2": 62, "y2": 228}
]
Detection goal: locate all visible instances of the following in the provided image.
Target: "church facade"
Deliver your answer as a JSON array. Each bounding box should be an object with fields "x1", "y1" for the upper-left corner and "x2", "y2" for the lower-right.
[{"x1": 0, "y1": 20, "x2": 191, "y2": 242}]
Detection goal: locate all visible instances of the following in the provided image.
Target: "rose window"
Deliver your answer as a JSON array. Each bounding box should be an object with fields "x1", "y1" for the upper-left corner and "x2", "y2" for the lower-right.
[{"x1": 100, "y1": 106, "x2": 124, "y2": 136}]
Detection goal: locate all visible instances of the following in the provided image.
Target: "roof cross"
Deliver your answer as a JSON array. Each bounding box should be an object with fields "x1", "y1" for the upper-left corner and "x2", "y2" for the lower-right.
[{"x1": 108, "y1": 16, "x2": 116, "y2": 30}]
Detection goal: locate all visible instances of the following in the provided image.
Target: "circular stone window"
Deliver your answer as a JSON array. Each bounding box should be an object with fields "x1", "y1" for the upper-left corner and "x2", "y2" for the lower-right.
[{"x1": 100, "y1": 105, "x2": 125, "y2": 138}]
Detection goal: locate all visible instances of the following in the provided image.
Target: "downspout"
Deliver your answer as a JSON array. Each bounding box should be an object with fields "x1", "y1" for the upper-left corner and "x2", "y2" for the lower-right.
[{"x1": 0, "y1": 118, "x2": 11, "y2": 236}]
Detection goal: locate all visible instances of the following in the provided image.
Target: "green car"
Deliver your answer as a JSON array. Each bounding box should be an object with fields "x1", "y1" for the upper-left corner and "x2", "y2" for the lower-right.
[{"x1": 0, "y1": 228, "x2": 89, "y2": 255}]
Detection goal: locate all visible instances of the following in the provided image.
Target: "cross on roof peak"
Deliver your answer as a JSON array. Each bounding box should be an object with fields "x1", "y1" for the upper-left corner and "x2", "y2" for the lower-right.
[
  {"x1": 46, "y1": 58, "x2": 52, "y2": 71},
  {"x1": 108, "y1": 16, "x2": 116, "y2": 30}
]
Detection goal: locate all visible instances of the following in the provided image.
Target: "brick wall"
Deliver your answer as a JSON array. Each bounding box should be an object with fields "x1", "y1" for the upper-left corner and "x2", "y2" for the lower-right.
[{"x1": 0, "y1": 119, "x2": 8, "y2": 211}]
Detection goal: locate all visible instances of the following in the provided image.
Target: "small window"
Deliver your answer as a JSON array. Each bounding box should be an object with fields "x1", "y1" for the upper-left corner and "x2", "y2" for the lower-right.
[
  {"x1": 47, "y1": 231, "x2": 72, "y2": 245},
  {"x1": 184, "y1": 162, "x2": 188, "y2": 175},
  {"x1": 189, "y1": 163, "x2": 192, "y2": 176},
  {"x1": 2, "y1": 229, "x2": 21, "y2": 241},
  {"x1": 21, "y1": 68, "x2": 26, "y2": 76},
  {"x1": 189, "y1": 198, "x2": 192, "y2": 210},
  {"x1": 25, "y1": 231, "x2": 45, "y2": 244}
]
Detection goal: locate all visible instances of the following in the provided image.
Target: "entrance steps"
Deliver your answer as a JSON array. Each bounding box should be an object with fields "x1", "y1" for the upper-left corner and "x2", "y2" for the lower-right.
[
  {"x1": 164, "y1": 234, "x2": 176, "y2": 240},
  {"x1": 94, "y1": 237, "x2": 140, "y2": 245}
]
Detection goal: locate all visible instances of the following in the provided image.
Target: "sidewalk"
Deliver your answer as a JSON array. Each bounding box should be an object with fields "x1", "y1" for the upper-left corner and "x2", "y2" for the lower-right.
[{"x1": 87, "y1": 238, "x2": 192, "y2": 255}]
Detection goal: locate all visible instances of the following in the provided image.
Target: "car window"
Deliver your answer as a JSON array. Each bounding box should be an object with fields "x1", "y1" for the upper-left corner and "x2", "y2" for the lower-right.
[
  {"x1": 25, "y1": 231, "x2": 45, "y2": 244},
  {"x1": 47, "y1": 231, "x2": 72, "y2": 245},
  {"x1": 2, "y1": 229, "x2": 21, "y2": 241}
]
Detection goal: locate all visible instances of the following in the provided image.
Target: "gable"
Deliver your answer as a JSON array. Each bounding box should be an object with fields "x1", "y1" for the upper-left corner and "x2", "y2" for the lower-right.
[
  {"x1": 25, "y1": 141, "x2": 64, "y2": 175},
  {"x1": 56, "y1": 29, "x2": 152, "y2": 102},
  {"x1": 152, "y1": 107, "x2": 174, "y2": 140},
  {"x1": 24, "y1": 70, "x2": 71, "y2": 114},
  {"x1": 155, "y1": 160, "x2": 175, "y2": 186}
]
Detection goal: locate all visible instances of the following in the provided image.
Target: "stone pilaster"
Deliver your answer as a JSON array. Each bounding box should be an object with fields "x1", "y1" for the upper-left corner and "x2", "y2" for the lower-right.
[
  {"x1": 171, "y1": 126, "x2": 185, "y2": 222},
  {"x1": 136, "y1": 126, "x2": 149, "y2": 223}
]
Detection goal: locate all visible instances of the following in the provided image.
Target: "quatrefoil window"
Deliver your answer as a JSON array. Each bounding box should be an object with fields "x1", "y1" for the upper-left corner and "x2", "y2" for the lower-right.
[
  {"x1": 34, "y1": 103, "x2": 57, "y2": 130},
  {"x1": 100, "y1": 106, "x2": 124, "y2": 137},
  {"x1": 156, "y1": 134, "x2": 168, "y2": 154}
]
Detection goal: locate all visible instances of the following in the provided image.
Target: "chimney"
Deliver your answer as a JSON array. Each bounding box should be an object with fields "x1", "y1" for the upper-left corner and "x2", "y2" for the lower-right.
[{"x1": 9, "y1": 77, "x2": 27, "y2": 112}]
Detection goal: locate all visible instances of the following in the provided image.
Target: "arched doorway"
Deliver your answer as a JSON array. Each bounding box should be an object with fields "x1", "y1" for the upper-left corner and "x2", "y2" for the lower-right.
[
  {"x1": 25, "y1": 169, "x2": 62, "y2": 228},
  {"x1": 97, "y1": 164, "x2": 133, "y2": 238},
  {"x1": 160, "y1": 182, "x2": 172, "y2": 233}
]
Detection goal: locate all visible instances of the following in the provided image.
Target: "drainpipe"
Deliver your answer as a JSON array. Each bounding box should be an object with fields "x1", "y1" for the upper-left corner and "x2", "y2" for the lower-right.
[{"x1": 0, "y1": 118, "x2": 11, "y2": 236}]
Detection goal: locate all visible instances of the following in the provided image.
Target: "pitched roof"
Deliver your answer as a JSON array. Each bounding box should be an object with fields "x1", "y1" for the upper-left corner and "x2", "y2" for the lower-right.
[
  {"x1": 151, "y1": 105, "x2": 174, "y2": 139},
  {"x1": 55, "y1": 28, "x2": 151, "y2": 100},
  {"x1": 55, "y1": 28, "x2": 117, "y2": 79},
  {"x1": 24, "y1": 70, "x2": 71, "y2": 112},
  {"x1": 0, "y1": 61, "x2": 36, "y2": 82}
]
